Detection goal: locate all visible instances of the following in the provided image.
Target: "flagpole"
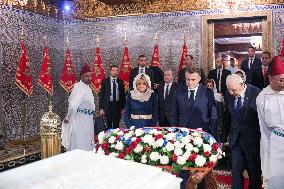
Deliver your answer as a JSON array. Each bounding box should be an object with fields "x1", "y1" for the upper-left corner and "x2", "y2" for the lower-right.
[{"x1": 21, "y1": 27, "x2": 27, "y2": 153}]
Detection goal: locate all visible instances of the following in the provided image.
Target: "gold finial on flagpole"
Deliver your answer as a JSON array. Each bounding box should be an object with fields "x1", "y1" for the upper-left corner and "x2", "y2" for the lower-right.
[
  {"x1": 66, "y1": 34, "x2": 69, "y2": 48},
  {"x1": 43, "y1": 35, "x2": 47, "y2": 46},
  {"x1": 183, "y1": 33, "x2": 187, "y2": 44},
  {"x1": 154, "y1": 32, "x2": 158, "y2": 44},
  {"x1": 96, "y1": 35, "x2": 100, "y2": 47},
  {"x1": 124, "y1": 33, "x2": 127, "y2": 46},
  {"x1": 21, "y1": 26, "x2": 24, "y2": 40}
]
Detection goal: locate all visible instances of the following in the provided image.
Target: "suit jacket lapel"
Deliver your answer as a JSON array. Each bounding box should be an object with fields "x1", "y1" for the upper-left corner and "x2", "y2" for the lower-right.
[
  {"x1": 241, "y1": 85, "x2": 251, "y2": 118},
  {"x1": 182, "y1": 87, "x2": 190, "y2": 111},
  {"x1": 194, "y1": 85, "x2": 203, "y2": 107}
]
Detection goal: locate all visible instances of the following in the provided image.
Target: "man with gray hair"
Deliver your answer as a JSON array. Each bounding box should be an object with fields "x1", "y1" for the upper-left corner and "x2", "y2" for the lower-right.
[{"x1": 221, "y1": 74, "x2": 262, "y2": 189}]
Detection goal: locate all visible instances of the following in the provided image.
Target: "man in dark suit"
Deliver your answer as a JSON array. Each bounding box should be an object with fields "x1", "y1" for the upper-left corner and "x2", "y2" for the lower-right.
[
  {"x1": 99, "y1": 65, "x2": 126, "y2": 129},
  {"x1": 251, "y1": 51, "x2": 271, "y2": 89},
  {"x1": 172, "y1": 66, "x2": 218, "y2": 189},
  {"x1": 129, "y1": 54, "x2": 155, "y2": 90},
  {"x1": 207, "y1": 57, "x2": 231, "y2": 94},
  {"x1": 221, "y1": 74, "x2": 261, "y2": 189},
  {"x1": 241, "y1": 46, "x2": 262, "y2": 84},
  {"x1": 157, "y1": 68, "x2": 178, "y2": 126},
  {"x1": 149, "y1": 65, "x2": 164, "y2": 92},
  {"x1": 178, "y1": 55, "x2": 206, "y2": 86}
]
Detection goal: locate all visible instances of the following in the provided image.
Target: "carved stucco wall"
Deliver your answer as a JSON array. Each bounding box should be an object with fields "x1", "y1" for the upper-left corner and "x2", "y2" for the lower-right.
[{"x1": 0, "y1": 4, "x2": 284, "y2": 141}]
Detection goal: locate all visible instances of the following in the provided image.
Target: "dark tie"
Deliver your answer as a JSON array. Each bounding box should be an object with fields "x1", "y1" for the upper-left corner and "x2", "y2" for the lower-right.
[
  {"x1": 165, "y1": 84, "x2": 169, "y2": 99},
  {"x1": 189, "y1": 90, "x2": 195, "y2": 109},
  {"x1": 140, "y1": 69, "x2": 144, "y2": 74},
  {"x1": 249, "y1": 58, "x2": 253, "y2": 70},
  {"x1": 235, "y1": 96, "x2": 242, "y2": 121},
  {"x1": 217, "y1": 69, "x2": 221, "y2": 93},
  {"x1": 113, "y1": 79, "x2": 117, "y2": 102}
]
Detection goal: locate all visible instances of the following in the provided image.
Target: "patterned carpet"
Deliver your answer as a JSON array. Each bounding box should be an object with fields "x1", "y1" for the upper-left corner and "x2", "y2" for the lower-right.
[{"x1": 214, "y1": 170, "x2": 249, "y2": 189}]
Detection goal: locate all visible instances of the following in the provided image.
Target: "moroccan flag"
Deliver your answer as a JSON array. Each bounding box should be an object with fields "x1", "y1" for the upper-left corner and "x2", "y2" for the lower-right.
[
  {"x1": 151, "y1": 44, "x2": 160, "y2": 67},
  {"x1": 38, "y1": 46, "x2": 53, "y2": 95},
  {"x1": 60, "y1": 49, "x2": 77, "y2": 93},
  {"x1": 15, "y1": 41, "x2": 33, "y2": 96},
  {"x1": 119, "y1": 46, "x2": 131, "y2": 90},
  {"x1": 178, "y1": 42, "x2": 188, "y2": 76},
  {"x1": 90, "y1": 47, "x2": 106, "y2": 93}
]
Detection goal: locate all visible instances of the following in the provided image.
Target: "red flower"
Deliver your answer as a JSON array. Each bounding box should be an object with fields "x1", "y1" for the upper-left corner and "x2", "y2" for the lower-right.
[
  {"x1": 118, "y1": 152, "x2": 125, "y2": 159},
  {"x1": 204, "y1": 151, "x2": 210, "y2": 157},
  {"x1": 213, "y1": 143, "x2": 219, "y2": 151},
  {"x1": 95, "y1": 144, "x2": 99, "y2": 151},
  {"x1": 189, "y1": 153, "x2": 197, "y2": 162},
  {"x1": 116, "y1": 135, "x2": 120, "y2": 141},
  {"x1": 172, "y1": 154, "x2": 178, "y2": 162},
  {"x1": 136, "y1": 137, "x2": 142, "y2": 143},
  {"x1": 207, "y1": 162, "x2": 215, "y2": 168},
  {"x1": 126, "y1": 146, "x2": 133, "y2": 154},
  {"x1": 101, "y1": 143, "x2": 108, "y2": 150},
  {"x1": 131, "y1": 141, "x2": 138, "y2": 149},
  {"x1": 155, "y1": 134, "x2": 163, "y2": 141}
]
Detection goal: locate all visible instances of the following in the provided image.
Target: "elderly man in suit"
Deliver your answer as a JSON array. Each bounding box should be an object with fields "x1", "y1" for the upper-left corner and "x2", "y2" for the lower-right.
[
  {"x1": 208, "y1": 57, "x2": 231, "y2": 95},
  {"x1": 129, "y1": 54, "x2": 155, "y2": 90},
  {"x1": 157, "y1": 68, "x2": 178, "y2": 126},
  {"x1": 99, "y1": 65, "x2": 126, "y2": 129},
  {"x1": 251, "y1": 51, "x2": 271, "y2": 90},
  {"x1": 241, "y1": 46, "x2": 262, "y2": 84},
  {"x1": 171, "y1": 67, "x2": 218, "y2": 189},
  {"x1": 222, "y1": 74, "x2": 262, "y2": 189}
]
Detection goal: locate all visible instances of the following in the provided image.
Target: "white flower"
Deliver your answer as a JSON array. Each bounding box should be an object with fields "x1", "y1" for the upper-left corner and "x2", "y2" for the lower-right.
[
  {"x1": 166, "y1": 133, "x2": 176, "y2": 141},
  {"x1": 143, "y1": 134, "x2": 155, "y2": 145},
  {"x1": 203, "y1": 144, "x2": 212, "y2": 152},
  {"x1": 193, "y1": 147, "x2": 199, "y2": 153},
  {"x1": 111, "y1": 144, "x2": 115, "y2": 148},
  {"x1": 195, "y1": 155, "x2": 206, "y2": 167},
  {"x1": 181, "y1": 128, "x2": 189, "y2": 133},
  {"x1": 156, "y1": 138, "x2": 164, "y2": 147},
  {"x1": 174, "y1": 148, "x2": 183, "y2": 156},
  {"x1": 183, "y1": 151, "x2": 191, "y2": 160},
  {"x1": 131, "y1": 137, "x2": 137, "y2": 142},
  {"x1": 98, "y1": 132, "x2": 105, "y2": 144},
  {"x1": 209, "y1": 154, "x2": 218, "y2": 162},
  {"x1": 109, "y1": 152, "x2": 118, "y2": 158},
  {"x1": 97, "y1": 147, "x2": 105, "y2": 155},
  {"x1": 141, "y1": 155, "x2": 147, "y2": 164},
  {"x1": 174, "y1": 141, "x2": 184, "y2": 149},
  {"x1": 165, "y1": 142, "x2": 174, "y2": 152},
  {"x1": 113, "y1": 128, "x2": 120, "y2": 133},
  {"x1": 193, "y1": 137, "x2": 203, "y2": 147},
  {"x1": 160, "y1": 155, "x2": 169, "y2": 165},
  {"x1": 130, "y1": 126, "x2": 135, "y2": 130},
  {"x1": 177, "y1": 156, "x2": 187, "y2": 165},
  {"x1": 149, "y1": 129, "x2": 158, "y2": 134},
  {"x1": 192, "y1": 132, "x2": 201, "y2": 137},
  {"x1": 115, "y1": 141, "x2": 124, "y2": 151},
  {"x1": 108, "y1": 136, "x2": 116, "y2": 144},
  {"x1": 181, "y1": 136, "x2": 190, "y2": 145},
  {"x1": 185, "y1": 143, "x2": 193, "y2": 152},
  {"x1": 134, "y1": 144, "x2": 143, "y2": 153},
  {"x1": 117, "y1": 131, "x2": 124, "y2": 136},
  {"x1": 149, "y1": 152, "x2": 160, "y2": 161},
  {"x1": 135, "y1": 129, "x2": 144, "y2": 137}
]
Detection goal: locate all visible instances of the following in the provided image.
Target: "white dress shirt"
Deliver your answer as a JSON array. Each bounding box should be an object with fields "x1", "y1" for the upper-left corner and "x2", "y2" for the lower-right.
[
  {"x1": 139, "y1": 66, "x2": 146, "y2": 74},
  {"x1": 110, "y1": 77, "x2": 119, "y2": 101},
  {"x1": 234, "y1": 84, "x2": 247, "y2": 108},
  {"x1": 188, "y1": 84, "x2": 199, "y2": 100},
  {"x1": 164, "y1": 82, "x2": 172, "y2": 99}
]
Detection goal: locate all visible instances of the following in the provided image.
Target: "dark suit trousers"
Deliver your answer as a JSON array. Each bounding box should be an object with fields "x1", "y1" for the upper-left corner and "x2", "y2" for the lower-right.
[
  {"x1": 159, "y1": 116, "x2": 170, "y2": 127},
  {"x1": 106, "y1": 101, "x2": 121, "y2": 129},
  {"x1": 231, "y1": 141, "x2": 261, "y2": 189}
]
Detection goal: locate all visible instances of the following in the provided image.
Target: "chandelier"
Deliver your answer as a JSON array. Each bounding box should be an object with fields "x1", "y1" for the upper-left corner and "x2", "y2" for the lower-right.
[{"x1": 207, "y1": 0, "x2": 254, "y2": 12}]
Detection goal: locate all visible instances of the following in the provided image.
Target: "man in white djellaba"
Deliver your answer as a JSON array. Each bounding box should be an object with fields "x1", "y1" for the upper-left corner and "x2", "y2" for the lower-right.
[
  {"x1": 62, "y1": 64, "x2": 95, "y2": 151},
  {"x1": 256, "y1": 53, "x2": 284, "y2": 189}
]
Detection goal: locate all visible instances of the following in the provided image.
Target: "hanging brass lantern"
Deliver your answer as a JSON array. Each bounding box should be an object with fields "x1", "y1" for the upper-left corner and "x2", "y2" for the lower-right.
[{"x1": 40, "y1": 101, "x2": 61, "y2": 159}]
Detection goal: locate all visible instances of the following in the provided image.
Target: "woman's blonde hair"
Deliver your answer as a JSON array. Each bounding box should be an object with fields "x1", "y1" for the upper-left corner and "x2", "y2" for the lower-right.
[{"x1": 136, "y1": 74, "x2": 150, "y2": 89}]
